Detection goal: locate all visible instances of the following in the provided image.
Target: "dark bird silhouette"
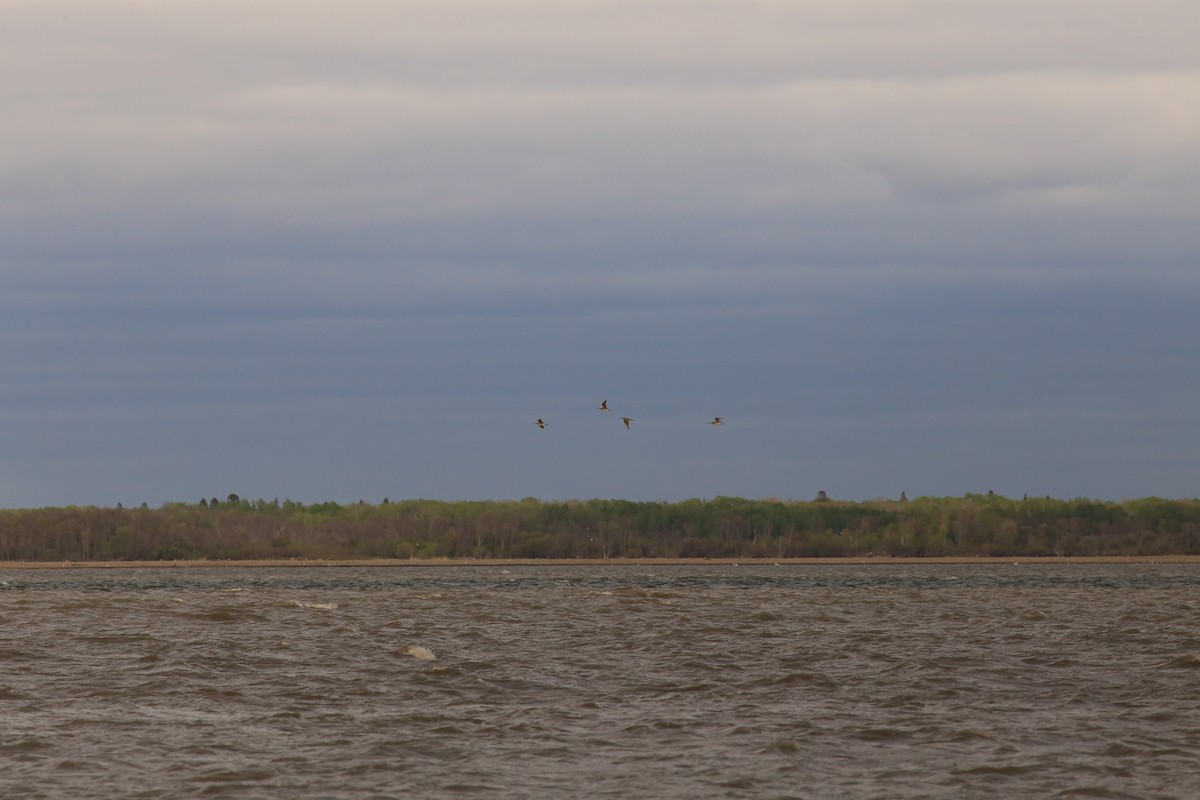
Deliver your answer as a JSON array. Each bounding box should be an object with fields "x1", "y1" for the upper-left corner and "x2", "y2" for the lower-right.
[
  {"x1": 710, "y1": 417, "x2": 724, "y2": 426},
  {"x1": 598, "y1": 400, "x2": 610, "y2": 412},
  {"x1": 534, "y1": 418, "x2": 547, "y2": 429},
  {"x1": 621, "y1": 417, "x2": 633, "y2": 429}
]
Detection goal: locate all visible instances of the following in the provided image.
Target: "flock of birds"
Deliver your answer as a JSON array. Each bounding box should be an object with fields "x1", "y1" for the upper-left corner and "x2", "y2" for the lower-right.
[{"x1": 534, "y1": 401, "x2": 723, "y2": 431}]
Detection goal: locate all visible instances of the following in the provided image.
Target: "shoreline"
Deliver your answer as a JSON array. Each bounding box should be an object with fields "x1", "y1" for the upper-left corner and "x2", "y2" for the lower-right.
[{"x1": 3, "y1": 555, "x2": 1200, "y2": 570}]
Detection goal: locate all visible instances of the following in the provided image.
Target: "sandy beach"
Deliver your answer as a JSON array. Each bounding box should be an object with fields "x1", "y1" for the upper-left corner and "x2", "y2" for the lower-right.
[{"x1": 3, "y1": 555, "x2": 1199, "y2": 569}]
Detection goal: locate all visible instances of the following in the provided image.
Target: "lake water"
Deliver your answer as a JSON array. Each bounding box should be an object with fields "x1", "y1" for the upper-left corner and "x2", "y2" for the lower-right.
[{"x1": 2, "y1": 563, "x2": 1199, "y2": 798}]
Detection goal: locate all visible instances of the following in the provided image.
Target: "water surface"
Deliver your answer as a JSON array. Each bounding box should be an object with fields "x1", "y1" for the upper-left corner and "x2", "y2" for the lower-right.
[{"x1": 3, "y1": 564, "x2": 1199, "y2": 798}]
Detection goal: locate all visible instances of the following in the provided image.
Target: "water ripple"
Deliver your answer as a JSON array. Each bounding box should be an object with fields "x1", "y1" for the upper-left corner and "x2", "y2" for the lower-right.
[{"x1": 3, "y1": 564, "x2": 1200, "y2": 798}]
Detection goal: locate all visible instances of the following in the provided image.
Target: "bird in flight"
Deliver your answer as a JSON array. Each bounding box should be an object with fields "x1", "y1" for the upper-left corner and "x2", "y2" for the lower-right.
[
  {"x1": 534, "y1": 418, "x2": 547, "y2": 429},
  {"x1": 621, "y1": 417, "x2": 634, "y2": 429},
  {"x1": 598, "y1": 400, "x2": 610, "y2": 412},
  {"x1": 710, "y1": 417, "x2": 724, "y2": 426}
]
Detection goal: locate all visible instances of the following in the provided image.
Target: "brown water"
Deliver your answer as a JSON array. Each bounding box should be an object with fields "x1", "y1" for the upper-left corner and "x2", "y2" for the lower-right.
[{"x1": 2, "y1": 564, "x2": 1199, "y2": 799}]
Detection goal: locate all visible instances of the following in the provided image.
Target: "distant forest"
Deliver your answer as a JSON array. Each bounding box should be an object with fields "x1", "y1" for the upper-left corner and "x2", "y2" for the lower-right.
[{"x1": 2, "y1": 494, "x2": 1199, "y2": 562}]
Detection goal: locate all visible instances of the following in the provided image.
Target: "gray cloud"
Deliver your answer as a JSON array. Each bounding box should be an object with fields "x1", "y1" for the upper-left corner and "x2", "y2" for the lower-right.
[{"x1": 2, "y1": 1, "x2": 1198, "y2": 506}]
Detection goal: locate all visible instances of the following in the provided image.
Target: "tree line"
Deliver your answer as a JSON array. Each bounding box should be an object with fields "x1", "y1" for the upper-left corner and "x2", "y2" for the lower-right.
[{"x1": 1, "y1": 494, "x2": 1198, "y2": 562}]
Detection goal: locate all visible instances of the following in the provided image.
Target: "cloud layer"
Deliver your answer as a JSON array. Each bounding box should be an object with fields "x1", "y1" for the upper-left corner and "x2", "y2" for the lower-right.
[{"x1": 2, "y1": 1, "x2": 1198, "y2": 505}]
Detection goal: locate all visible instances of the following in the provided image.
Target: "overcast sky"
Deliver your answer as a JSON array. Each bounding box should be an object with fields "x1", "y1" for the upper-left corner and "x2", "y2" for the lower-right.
[{"x1": 3, "y1": 1, "x2": 1198, "y2": 508}]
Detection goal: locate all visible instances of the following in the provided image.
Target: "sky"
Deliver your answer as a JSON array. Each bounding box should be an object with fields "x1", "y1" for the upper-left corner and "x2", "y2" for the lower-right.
[{"x1": 2, "y1": 1, "x2": 1198, "y2": 508}]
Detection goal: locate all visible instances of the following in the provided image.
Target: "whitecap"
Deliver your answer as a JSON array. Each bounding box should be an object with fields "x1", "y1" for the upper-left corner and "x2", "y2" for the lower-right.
[
  {"x1": 294, "y1": 601, "x2": 339, "y2": 611},
  {"x1": 406, "y1": 646, "x2": 437, "y2": 661}
]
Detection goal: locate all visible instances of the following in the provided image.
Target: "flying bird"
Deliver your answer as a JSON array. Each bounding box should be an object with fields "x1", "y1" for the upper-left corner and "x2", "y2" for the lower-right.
[
  {"x1": 534, "y1": 418, "x2": 547, "y2": 429},
  {"x1": 710, "y1": 417, "x2": 724, "y2": 426},
  {"x1": 598, "y1": 400, "x2": 610, "y2": 412},
  {"x1": 621, "y1": 417, "x2": 634, "y2": 429}
]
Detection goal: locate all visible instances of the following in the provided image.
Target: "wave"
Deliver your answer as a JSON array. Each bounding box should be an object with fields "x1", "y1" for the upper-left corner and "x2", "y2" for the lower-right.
[
  {"x1": 179, "y1": 606, "x2": 266, "y2": 622},
  {"x1": 1152, "y1": 653, "x2": 1200, "y2": 669}
]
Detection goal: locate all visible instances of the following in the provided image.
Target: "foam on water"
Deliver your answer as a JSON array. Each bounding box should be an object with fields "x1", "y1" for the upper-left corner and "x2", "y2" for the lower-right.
[
  {"x1": 405, "y1": 646, "x2": 437, "y2": 661},
  {"x1": 293, "y1": 600, "x2": 339, "y2": 610}
]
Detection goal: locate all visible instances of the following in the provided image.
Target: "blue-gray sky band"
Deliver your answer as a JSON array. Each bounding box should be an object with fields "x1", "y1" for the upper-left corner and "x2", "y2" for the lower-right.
[{"x1": 2, "y1": 1, "x2": 1197, "y2": 507}]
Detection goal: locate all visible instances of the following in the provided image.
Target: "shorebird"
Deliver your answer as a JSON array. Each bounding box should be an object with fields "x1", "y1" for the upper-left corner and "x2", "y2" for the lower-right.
[
  {"x1": 621, "y1": 417, "x2": 633, "y2": 429},
  {"x1": 534, "y1": 418, "x2": 547, "y2": 429},
  {"x1": 598, "y1": 400, "x2": 610, "y2": 412},
  {"x1": 710, "y1": 417, "x2": 724, "y2": 426}
]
